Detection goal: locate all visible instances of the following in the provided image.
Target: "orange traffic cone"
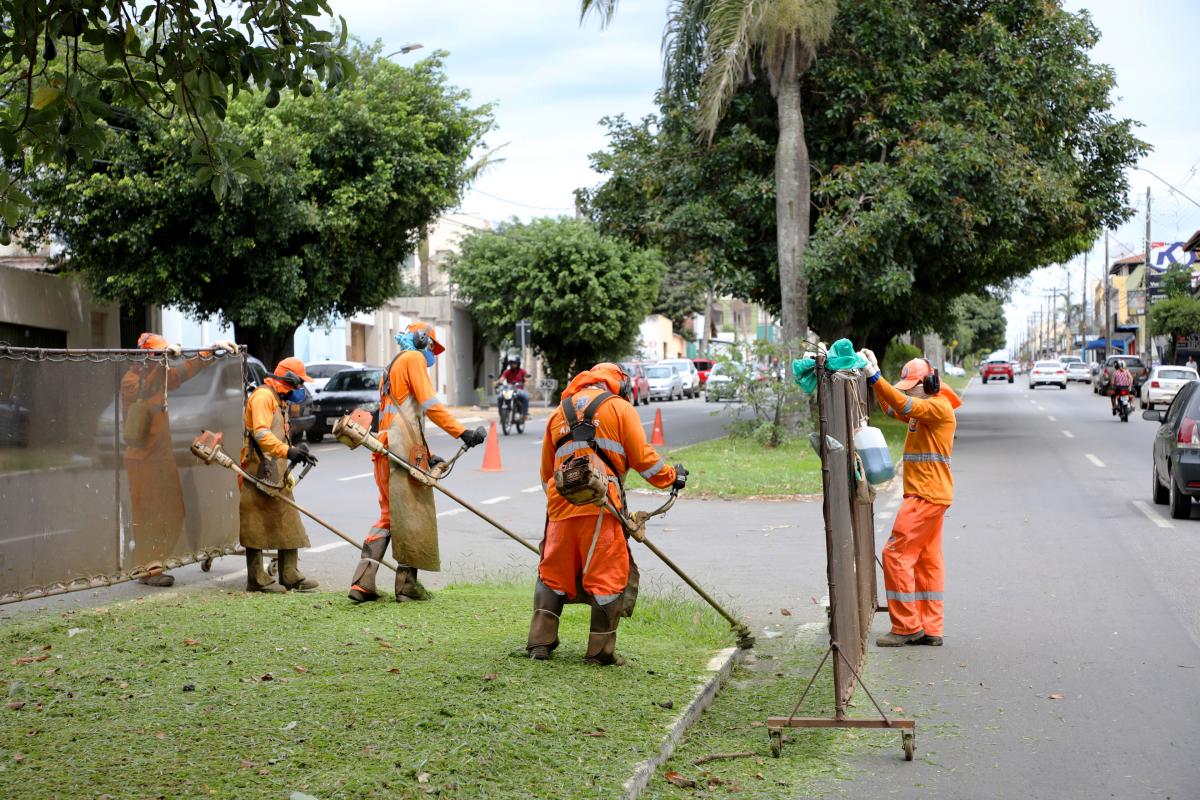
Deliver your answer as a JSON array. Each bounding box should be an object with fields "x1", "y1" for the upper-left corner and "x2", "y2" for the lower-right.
[
  {"x1": 481, "y1": 421, "x2": 503, "y2": 472},
  {"x1": 650, "y1": 408, "x2": 665, "y2": 446}
]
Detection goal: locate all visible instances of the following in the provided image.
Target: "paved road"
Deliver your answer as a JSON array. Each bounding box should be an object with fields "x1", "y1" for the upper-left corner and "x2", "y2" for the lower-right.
[{"x1": 845, "y1": 377, "x2": 1200, "y2": 799}]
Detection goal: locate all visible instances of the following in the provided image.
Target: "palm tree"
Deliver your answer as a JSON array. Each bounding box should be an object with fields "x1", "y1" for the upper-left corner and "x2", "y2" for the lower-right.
[{"x1": 582, "y1": 0, "x2": 836, "y2": 350}]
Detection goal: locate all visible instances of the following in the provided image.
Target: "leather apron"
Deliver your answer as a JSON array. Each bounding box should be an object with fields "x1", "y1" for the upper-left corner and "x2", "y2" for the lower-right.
[
  {"x1": 387, "y1": 395, "x2": 440, "y2": 570},
  {"x1": 238, "y1": 399, "x2": 309, "y2": 550}
]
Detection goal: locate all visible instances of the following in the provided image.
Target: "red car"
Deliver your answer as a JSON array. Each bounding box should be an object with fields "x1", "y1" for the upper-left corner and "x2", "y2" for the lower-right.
[
  {"x1": 692, "y1": 358, "x2": 714, "y2": 388},
  {"x1": 980, "y1": 359, "x2": 1014, "y2": 383},
  {"x1": 620, "y1": 362, "x2": 652, "y2": 406}
]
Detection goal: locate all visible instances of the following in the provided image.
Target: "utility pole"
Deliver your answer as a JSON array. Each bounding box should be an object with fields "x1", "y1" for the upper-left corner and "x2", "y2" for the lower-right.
[
  {"x1": 1080, "y1": 252, "x2": 1088, "y2": 359},
  {"x1": 1104, "y1": 231, "x2": 1111, "y2": 360},
  {"x1": 1143, "y1": 186, "x2": 1151, "y2": 362},
  {"x1": 1064, "y1": 266, "x2": 1072, "y2": 355}
]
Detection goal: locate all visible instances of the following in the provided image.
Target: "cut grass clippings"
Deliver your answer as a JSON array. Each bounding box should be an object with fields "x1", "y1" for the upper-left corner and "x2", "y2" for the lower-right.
[
  {"x1": 632, "y1": 410, "x2": 908, "y2": 499},
  {"x1": 0, "y1": 583, "x2": 732, "y2": 799}
]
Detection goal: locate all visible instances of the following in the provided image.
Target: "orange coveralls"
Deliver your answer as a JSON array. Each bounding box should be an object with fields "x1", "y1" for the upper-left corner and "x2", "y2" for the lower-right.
[
  {"x1": 538, "y1": 385, "x2": 676, "y2": 602},
  {"x1": 874, "y1": 378, "x2": 958, "y2": 637}
]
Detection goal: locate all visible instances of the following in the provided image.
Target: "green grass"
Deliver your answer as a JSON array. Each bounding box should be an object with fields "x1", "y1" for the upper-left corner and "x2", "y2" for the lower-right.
[
  {"x1": 0, "y1": 583, "x2": 732, "y2": 799},
  {"x1": 632, "y1": 410, "x2": 907, "y2": 499},
  {"x1": 942, "y1": 371, "x2": 973, "y2": 394}
]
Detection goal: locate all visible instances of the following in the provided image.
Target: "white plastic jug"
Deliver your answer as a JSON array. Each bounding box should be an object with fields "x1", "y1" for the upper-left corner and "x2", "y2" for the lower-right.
[{"x1": 854, "y1": 425, "x2": 894, "y2": 485}]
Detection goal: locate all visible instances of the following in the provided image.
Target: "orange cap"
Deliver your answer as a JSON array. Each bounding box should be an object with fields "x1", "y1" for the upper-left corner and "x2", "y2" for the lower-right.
[
  {"x1": 407, "y1": 321, "x2": 445, "y2": 355},
  {"x1": 137, "y1": 332, "x2": 168, "y2": 350},
  {"x1": 894, "y1": 358, "x2": 933, "y2": 391},
  {"x1": 273, "y1": 356, "x2": 312, "y2": 385}
]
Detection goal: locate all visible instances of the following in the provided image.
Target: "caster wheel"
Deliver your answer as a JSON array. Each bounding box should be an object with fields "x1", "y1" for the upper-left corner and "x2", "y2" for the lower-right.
[
  {"x1": 267, "y1": 559, "x2": 278, "y2": 577},
  {"x1": 902, "y1": 730, "x2": 915, "y2": 761},
  {"x1": 200, "y1": 557, "x2": 213, "y2": 573},
  {"x1": 768, "y1": 728, "x2": 783, "y2": 758}
]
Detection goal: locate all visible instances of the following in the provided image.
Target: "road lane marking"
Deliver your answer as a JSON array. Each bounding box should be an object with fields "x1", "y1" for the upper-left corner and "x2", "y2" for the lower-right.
[
  {"x1": 437, "y1": 509, "x2": 464, "y2": 518},
  {"x1": 459, "y1": 416, "x2": 483, "y2": 424},
  {"x1": 521, "y1": 485, "x2": 542, "y2": 493},
  {"x1": 337, "y1": 472, "x2": 374, "y2": 482},
  {"x1": 306, "y1": 541, "x2": 350, "y2": 554},
  {"x1": 1132, "y1": 500, "x2": 1174, "y2": 529},
  {"x1": 1048, "y1": 415, "x2": 1057, "y2": 422},
  {"x1": 1035, "y1": 404, "x2": 1045, "y2": 411},
  {"x1": 1062, "y1": 430, "x2": 1075, "y2": 438},
  {"x1": 1085, "y1": 453, "x2": 1106, "y2": 468},
  {"x1": 481, "y1": 496, "x2": 510, "y2": 505}
]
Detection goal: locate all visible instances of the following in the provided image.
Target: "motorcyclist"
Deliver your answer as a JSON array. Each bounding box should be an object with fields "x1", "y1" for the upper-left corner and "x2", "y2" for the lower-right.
[
  {"x1": 1110, "y1": 360, "x2": 1134, "y2": 415},
  {"x1": 493, "y1": 358, "x2": 530, "y2": 421}
]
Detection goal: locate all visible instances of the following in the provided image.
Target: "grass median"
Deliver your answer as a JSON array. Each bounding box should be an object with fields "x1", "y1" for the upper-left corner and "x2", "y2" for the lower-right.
[{"x1": 0, "y1": 583, "x2": 731, "y2": 799}]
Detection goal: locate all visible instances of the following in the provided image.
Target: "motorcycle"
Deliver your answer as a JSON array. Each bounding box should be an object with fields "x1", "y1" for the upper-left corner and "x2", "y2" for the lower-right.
[
  {"x1": 497, "y1": 382, "x2": 525, "y2": 436},
  {"x1": 1115, "y1": 387, "x2": 1132, "y2": 423}
]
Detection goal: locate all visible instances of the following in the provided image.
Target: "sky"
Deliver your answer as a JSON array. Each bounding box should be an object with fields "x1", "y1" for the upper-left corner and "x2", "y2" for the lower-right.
[{"x1": 341, "y1": 1, "x2": 1198, "y2": 353}]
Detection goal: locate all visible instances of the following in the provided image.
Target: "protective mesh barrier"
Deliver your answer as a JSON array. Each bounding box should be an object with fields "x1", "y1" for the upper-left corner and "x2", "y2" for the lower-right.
[{"x1": 0, "y1": 347, "x2": 243, "y2": 603}]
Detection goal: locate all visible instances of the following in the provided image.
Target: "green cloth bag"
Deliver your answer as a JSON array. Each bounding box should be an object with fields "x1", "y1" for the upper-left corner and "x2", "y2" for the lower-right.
[{"x1": 791, "y1": 338, "x2": 868, "y2": 394}]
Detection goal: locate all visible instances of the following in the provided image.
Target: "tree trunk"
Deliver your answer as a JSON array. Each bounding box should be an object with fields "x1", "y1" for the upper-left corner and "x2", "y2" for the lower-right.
[
  {"x1": 774, "y1": 50, "x2": 810, "y2": 354},
  {"x1": 700, "y1": 286, "x2": 714, "y2": 357},
  {"x1": 236, "y1": 324, "x2": 297, "y2": 370}
]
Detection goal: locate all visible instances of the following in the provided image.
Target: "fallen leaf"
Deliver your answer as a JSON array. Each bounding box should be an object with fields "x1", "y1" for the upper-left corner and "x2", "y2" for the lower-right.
[
  {"x1": 892, "y1": 707, "x2": 904, "y2": 713},
  {"x1": 664, "y1": 771, "x2": 696, "y2": 788},
  {"x1": 13, "y1": 753, "x2": 24, "y2": 762},
  {"x1": 240, "y1": 760, "x2": 255, "y2": 770},
  {"x1": 12, "y1": 655, "x2": 49, "y2": 666},
  {"x1": 707, "y1": 776, "x2": 725, "y2": 787},
  {"x1": 260, "y1": 673, "x2": 274, "y2": 682},
  {"x1": 416, "y1": 771, "x2": 431, "y2": 784},
  {"x1": 1047, "y1": 692, "x2": 1064, "y2": 700},
  {"x1": 655, "y1": 699, "x2": 674, "y2": 710},
  {"x1": 7, "y1": 701, "x2": 25, "y2": 710},
  {"x1": 692, "y1": 612, "x2": 701, "y2": 626},
  {"x1": 779, "y1": 608, "x2": 792, "y2": 616},
  {"x1": 119, "y1": 682, "x2": 129, "y2": 689},
  {"x1": 749, "y1": 721, "x2": 765, "y2": 727},
  {"x1": 293, "y1": 666, "x2": 309, "y2": 674},
  {"x1": 182, "y1": 684, "x2": 196, "y2": 692},
  {"x1": 755, "y1": 772, "x2": 765, "y2": 780},
  {"x1": 282, "y1": 721, "x2": 298, "y2": 731},
  {"x1": 67, "y1": 628, "x2": 88, "y2": 637},
  {"x1": 482, "y1": 672, "x2": 497, "y2": 681},
  {"x1": 183, "y1": 638, "x2": 200, "y2": 646},
  {"x1": 40, "y1": 644, "x2": 51, "y2": 651},
  {"x1": 387, "y1": 667, "x2": 402, "y2": 674},
  {"x1": 580, "y1": 728, "x2": 606, "y2": 737},
  {"x1": 154, "y1": 732, "x2": 166, "y2": 740}
]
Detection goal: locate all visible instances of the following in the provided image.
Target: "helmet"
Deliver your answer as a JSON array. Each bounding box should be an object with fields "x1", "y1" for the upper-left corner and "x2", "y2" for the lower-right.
[
  {"x1": 272, "y1": 357, "x2": 312, "y2": 389},
  {"x1": 405, "y1": 321, "x2": 444, "y2": 355},
  {"x1": 1117, "y1": 360, "x2": 1126, "y2": 370}
]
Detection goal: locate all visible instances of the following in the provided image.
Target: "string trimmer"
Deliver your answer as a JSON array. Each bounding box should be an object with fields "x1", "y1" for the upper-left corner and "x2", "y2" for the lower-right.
[
  {"x1": 190, "y1": 431, "x2": 399, "y2": 574},
  {"x1": 331, "y1": 411, "x2": 539, "y2": 555}
]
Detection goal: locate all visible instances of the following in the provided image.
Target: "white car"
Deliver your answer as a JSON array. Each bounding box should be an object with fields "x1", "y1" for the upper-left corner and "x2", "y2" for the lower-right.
[
  {"x1": 1140, "y1": 365, "x2": 1199, "y2": 410},
  {"x1": 658, "y1": 358, "x2": 701, "y2": 398},
  {"x1": 1065, "y1": 362, "x2": 1092, "y2": 383},
  {"x1": 1029, "y1": 360, "x2": 1067, "y2": 389},
  {"x1": 704, "y1": 361, "x2": 746, "y2": 402},
  {"x1": 305, "y1": 360, "x2": 367, "y2": 393},
  {"x1": 644, "y1": 364, "x2": 684, "y2": 401}
]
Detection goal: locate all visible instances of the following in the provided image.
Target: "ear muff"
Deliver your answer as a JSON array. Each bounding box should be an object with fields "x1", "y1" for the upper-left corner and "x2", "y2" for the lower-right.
[
  {"x1": 921, "y1": 358, "x2": 940, "y2": 395},
  {"x1": 410, "y1": 328, "x2": 431, "y2": 352},
  {"x1": 279, "y1": 370, "x2": 304, "y2": 390}
]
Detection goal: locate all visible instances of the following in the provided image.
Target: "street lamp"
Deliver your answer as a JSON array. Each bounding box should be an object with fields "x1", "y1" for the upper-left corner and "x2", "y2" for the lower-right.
[{"x1": 384, "y1": 43, "x2": 424, "y2": 59}]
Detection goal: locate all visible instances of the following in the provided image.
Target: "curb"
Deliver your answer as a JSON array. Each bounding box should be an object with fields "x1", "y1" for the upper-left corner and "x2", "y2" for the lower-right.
[{"x1": 622, "y1": 646, "x2": 746, "y2": 799}]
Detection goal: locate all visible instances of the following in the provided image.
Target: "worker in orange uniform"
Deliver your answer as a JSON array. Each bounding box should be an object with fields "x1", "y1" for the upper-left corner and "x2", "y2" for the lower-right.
[
  {"x1": 528, "y1": 362, "x2": 686, "y2": 665},
  {"x1": 347, "y1": 322, "x2": 486, "y2": 603},
  {"x1": 122, "y1": 333, "x2": 238, "y2": 586},
  {"x1": 240, "y1": 357, "x2": 320, "y2": 593},
  {"x1": 860, "y1": 351, "x2": 961, "y2": 646}
]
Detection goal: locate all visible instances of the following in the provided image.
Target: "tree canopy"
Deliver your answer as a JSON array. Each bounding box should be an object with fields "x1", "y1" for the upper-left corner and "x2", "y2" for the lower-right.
[
  {"x1": 1150, "y1": 296, "x2": 1200, "y2": 363},
  {"x1": 580, "y1": 0, "x2": 1145, "y2": 357},
  {"x1": 25, "y1": 50, "x2": 492, "y2": 365},
  {"x1": 946, "y1": 294, "x2": 1007, "y2": 360},
  {"x1": 450, "y1": 217, "x2": 663, "y2": 390}
]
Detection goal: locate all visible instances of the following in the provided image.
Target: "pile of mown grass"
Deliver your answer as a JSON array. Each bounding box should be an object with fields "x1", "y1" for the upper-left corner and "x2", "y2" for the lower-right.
[{"x1": 0, "y1": 583, "x2": 731, "y2": 799}]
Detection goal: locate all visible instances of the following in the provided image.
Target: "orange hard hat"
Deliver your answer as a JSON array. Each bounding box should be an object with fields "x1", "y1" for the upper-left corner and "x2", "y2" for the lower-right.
[
  {"x1": 407, "y1": 321, "x2": 445, "y2": 355},
  {"x1": 895, "y1": 358, "x2": 934, "y2": 391},
  {"x1": 137, "y1": 332, "x2": 168, "y2": 350},
  {"x1": 273, "y1": 356, "x2": 312, "y2": 387}
]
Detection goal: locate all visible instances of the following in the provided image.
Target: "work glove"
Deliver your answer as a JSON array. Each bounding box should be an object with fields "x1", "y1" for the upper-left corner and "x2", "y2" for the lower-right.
[
  {"x1": 859, "y1": 348, "x2": 879, "y2": 372},
  {"x1": 672, "y1": 463, "x2": 688, "y2": 491},
  {"x1": 428, "y1": 454, "x2": 446, "y2": 469},
  {"x1": 211, "y1": 339, "x2": 239, "y2": 354},
  {"x1": 287, "y1": 443, "x2": 318, "y2": 467},
  {"x1": 459, "y1": 426, "x2": 487, "y2": 449},
  {"x1": 164, "y1": 343, "x2": 183, "y2": 359}
]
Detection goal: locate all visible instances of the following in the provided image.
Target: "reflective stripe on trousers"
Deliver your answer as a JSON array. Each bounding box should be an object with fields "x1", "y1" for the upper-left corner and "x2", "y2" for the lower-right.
[{"x1": 882, "y1": 495, "x2": 948, "y2": 636}]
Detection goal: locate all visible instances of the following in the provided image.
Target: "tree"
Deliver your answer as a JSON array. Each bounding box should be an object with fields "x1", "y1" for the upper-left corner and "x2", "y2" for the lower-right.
[
  {"x1": 25, "y1": 50, "x2": 492, "y2": 365},
  {"x1": 0, "y1": 0, "x2": 358, "y2": 229},
  {"x1": 1150, "y1": 296, "x2": 1200, "y2": 364},
  {"x1": 584, "y1": 0, "x2": 837, "y2": 351},
  {"x1": 947, "y1": 294, "x2": 1007, "y2": 360},
  {"x1": 450, "y1": 218, "x2": 663, "y2": 391},
  {"x1": 580, "y1": 0, "x2": 1145, "y2": 365},
  {"x1": 1160, "y1": 263, "x2": 1193, "y2": 300}
]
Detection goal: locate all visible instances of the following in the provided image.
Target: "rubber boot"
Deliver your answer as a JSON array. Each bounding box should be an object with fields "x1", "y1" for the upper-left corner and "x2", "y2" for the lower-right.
[
  {"x1": 278, "y1": 549, "x2": 318, "y2": 592},
  {"x1": 348, "y1": 527, "x2": 389, "y2": 603},
  {"x1": 245, "y1": 549, "x2": 286, "y2": 594},
  {"x1": 584, "y1": 599, "x2": 624, "y2": 666},
  {"x1": 526, "y1": 579, "x2": 565, "y2": 660},
  {"x1": 395, "y1": 565, "x2": 432, "y2": 602},
  {"x1": 875, "y1": 630, "x2": 925, "y2": 647}
]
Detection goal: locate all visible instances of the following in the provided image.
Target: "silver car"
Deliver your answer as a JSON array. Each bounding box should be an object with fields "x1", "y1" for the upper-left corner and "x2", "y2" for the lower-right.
[{"x1": 645, "y1": 364, "x2": 684, "y2": 401}]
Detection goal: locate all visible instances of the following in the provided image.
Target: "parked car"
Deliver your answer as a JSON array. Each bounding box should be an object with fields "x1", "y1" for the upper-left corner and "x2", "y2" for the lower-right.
[
  {"x1": 659, "y1": 358, "x2": 701, "y2": 398},
  {"x1": 1147, "y1": 381, "x2": 1200, "y2": 518},
  {"x1": 1065, "y1": 362, "x2": 1092, "y2": 383},
  {"x1": 704, "y1": 361, "x2": 746, "y2": 402},
  {"x1": 306, "y1": 360, "x2": 367, "y2": 393},
  {"x1": 1095, "y1": 355, "x2": 1149, "y2": 395},
  {"x1": 1059, "y1": 355, "x2": 1083, "y2": 368},
  {"x1": 1028, "y1": 360, "x2": 1067, "y2": 390},
  {"x1": 943, "y1": 364, "x2": 966, "y2": 377},
  {"x1": 620, "y1": 362, "x2": 651, "y2": 406},
  {"x1": 246, "y1": 355, "x2": 314, "y2": 444},
  {"x1": 1140, "y1": 365, "x2": 1199, "y2": 411},
  {"x1": 307, "y1": 368, "x2": 384, "y2": 443},
  {"x1": 980, "y1": 359, "x2": 1014, "y2": 383},
  {"x1": 692, "y1": 358, "x2": 715, "y2": 388},
  {"x1": 644, "y1": 364, "x2": 684, "y2": 401}
]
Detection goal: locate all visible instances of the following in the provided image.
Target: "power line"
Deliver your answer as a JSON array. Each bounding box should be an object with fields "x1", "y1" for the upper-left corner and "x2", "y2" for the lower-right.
[{"x1": 470, "y1": 188, "x2": 576, "y2": 213}]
